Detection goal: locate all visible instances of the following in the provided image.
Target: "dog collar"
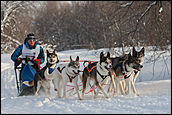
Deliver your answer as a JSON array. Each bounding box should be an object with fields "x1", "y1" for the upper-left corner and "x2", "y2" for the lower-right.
[{"x1": 48, "y1": 67, "x2": 56, "y2": 74}]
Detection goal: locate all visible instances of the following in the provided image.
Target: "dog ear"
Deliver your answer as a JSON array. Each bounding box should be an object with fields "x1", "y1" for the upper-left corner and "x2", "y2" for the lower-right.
[
  {"x1": 140, "y1": 47, "x2": 145, "y2": 56},
  {"x1": 75, "y1": 56, "x2": 79, "y2": 62},
  {"x1": 53, "y1": 50, "x2": 56, "y2": 54},
  {"x1": 132, "y1": 47, "x2": 137, "y2": 57},
  {"x1": 46, "y1": 50, "x2": 49, "y2": 55},
  {"x1": 56, "y1": 57, "x2": 59, "y2": 63},
  {"x1": 128, "y1": 52, "x2": 132, "y2": 58},
  {"x1": 100, "y1": 52, "x2": 104, "y2": 59},
  {"x1": 70, "y1": 56, "x2": 73, "y2": 62},
  {"x1": 107, "y1": 52, "x2": 110, "y2": 58}
]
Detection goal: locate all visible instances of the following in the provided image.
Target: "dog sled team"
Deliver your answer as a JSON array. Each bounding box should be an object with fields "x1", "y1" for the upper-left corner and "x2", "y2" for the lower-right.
[{"x1": 11, "y1": 33, "x2": 145, "y2": 100}]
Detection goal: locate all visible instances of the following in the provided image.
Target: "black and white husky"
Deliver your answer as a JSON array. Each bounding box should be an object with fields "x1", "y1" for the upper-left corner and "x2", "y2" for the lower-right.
[
  {"x1": 23, "y1": 49, "x2": 59, "y2": 95},
  {"x1": 109, "y1": 52, "x2": 143, "y2": 96},
  {"x1": 81, "y1": 52, "x2": 112, "y2": 99},
  {"x1": 45, "y1": 56, "x2": 82, "y2": 99},
  {"x1": 132, "y1": 47, "x2": 145, "y2": 85}
]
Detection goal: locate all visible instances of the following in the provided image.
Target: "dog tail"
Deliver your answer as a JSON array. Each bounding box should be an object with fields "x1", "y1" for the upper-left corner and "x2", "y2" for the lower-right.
[
  {"x1": 44, "y1": 67, "x2": 54, "y2": 80},
  {"x1": 23, "y1": 80, "x2": 34, "y2": 86},
  {"x1": 83, "y1": 60, "x2": 89, "y2": 67}
]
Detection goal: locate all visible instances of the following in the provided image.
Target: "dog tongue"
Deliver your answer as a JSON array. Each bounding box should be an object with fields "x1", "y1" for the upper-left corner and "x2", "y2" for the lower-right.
[
  {"x1": 108, "y1": 68, "x2": 111, "y2": 72},
  {"x1": 136, "y1": 68, "x2": 141, "y2": 71}
]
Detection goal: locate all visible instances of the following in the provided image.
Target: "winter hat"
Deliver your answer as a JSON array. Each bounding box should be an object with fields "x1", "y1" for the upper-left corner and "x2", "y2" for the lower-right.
[
  {"x1": 27, "y1": 33, "x2": 35, "y2": 40},
  {"x1": 24, "y1": 33, "x2": 37, "y2": 48}
]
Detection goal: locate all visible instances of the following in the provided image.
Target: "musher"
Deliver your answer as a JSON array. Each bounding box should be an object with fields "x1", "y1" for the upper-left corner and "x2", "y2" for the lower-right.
[{"x1": 11, "y1": 33, "x2": 45, "y2": 93}]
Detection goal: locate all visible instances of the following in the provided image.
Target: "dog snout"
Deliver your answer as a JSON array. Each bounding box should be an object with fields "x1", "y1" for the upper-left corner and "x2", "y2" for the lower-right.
[
  {"x1": 109, "y1": 65, "x2": 112, "y2": 68},
  {"x1": 140, "y1": 65, "x2": 143, "y2": 68},
  {"x1": 77, "y1": 70, "x2": 81, "y2": 73}
]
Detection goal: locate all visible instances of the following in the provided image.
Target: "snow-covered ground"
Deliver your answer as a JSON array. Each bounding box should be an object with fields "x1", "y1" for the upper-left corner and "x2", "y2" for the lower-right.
[{"x1": 1, "y1": 47, "x2": 171, "y2": 114}]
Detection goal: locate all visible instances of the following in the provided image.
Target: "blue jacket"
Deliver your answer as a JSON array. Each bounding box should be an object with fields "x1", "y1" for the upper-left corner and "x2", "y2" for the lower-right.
[{"x1": 11, "y1": 38, "x2": 45, "y2": 64}]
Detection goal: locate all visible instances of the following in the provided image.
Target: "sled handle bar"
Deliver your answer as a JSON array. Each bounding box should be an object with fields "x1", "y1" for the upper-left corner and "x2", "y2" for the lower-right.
[{"x1": 14, "y1": 65, "x2": 20, "y2": 94}]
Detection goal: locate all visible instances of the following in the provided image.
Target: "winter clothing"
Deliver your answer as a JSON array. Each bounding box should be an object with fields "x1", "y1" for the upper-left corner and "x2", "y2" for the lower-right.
[
  {"x1": 11, "y1": 34, "x2": 45, "y2": 68},
  {"x1": 14, "y1": 58, "x2": 22, "y2": 67}
]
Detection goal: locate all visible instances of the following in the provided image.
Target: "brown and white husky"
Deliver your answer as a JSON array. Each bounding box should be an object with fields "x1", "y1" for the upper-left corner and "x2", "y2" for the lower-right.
[{"x1": 81, "y1": 52, "x2": 113, "y2": 99}]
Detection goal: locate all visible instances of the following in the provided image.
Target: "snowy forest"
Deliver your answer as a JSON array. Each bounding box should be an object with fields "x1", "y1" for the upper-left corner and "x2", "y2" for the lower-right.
[
  {"x1": 1, "y1": 1, "x2": 171, "y2": 114},
  {"x1": 1, "y1": 1, "x2": 171, "y2": 53}
]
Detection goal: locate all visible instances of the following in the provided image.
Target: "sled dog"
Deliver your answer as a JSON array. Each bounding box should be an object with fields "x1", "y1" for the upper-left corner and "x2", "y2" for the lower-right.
[
  {"x1": 23, "y1": 49, "x2": 59, "y2": 95},
  {"x1": 132, "y1": 47, "x2": 145, "y2": 84},
  {"x1": 110, "y1": 52, "x2": 143, "y2": 96},
  {"x1": 45, "y1": 56, "x2": 82, "y2": 99},
  {"x1": 81, "y1": 52, "x2": 113, "y2": 99},
  {"x1": 107, "y1": 53, "x2": 130, "y2": 95}
]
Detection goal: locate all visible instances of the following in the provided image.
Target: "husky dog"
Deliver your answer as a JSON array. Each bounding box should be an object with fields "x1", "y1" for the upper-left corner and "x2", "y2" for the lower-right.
[
  {"x1": 45, "y1": 56, "x2": 82, "y2": 99},
  {"x1": 23, "y1": 49, "x2": 59, "y2": 95},
  {"x1": 109, "y1": 52, "x2": 143, "y2": 96},
  {"x1": 107, "y1": 53, "x2": 130, "y2": 95},
  {"x1": 132, "y1": 47, "x2": 145, "y2": 84},
  {"x1": 108, "y1": 47, "x2": 145, "y2": 96},
  {"x1": 81, "y1": 52, "x2": 112, "y2": 99}
]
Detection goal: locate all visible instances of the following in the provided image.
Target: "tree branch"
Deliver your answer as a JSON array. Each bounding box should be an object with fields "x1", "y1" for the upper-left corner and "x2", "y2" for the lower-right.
[{"x1": 1, "y1": 33, "x2": 21, "y2": 45}]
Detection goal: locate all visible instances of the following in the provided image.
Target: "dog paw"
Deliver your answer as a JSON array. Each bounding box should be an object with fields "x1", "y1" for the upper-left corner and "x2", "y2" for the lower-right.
[
  {"x1": 106, "y1": 96, "x2": 109, "y2": 99},
  {"x1": 62, "y1": 96, "x2": 66, "y2": 98},
  {"x1": 93, "y1": 95, "x2": 98, "y2": 99},
  {"x1": 79, "y1": 98, "x2": 83, "y2": 100}
]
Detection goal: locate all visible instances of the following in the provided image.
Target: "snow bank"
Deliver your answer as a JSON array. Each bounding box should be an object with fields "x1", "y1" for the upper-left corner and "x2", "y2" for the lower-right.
[{"x1": 1, "y1": 47, "x2": 171, "y2": 114}]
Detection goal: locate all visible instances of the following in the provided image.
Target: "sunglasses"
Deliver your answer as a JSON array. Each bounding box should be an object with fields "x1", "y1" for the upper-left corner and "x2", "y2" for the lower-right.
[{"x1": 28, "y1": 38, "x2": 36, "y2": 42}]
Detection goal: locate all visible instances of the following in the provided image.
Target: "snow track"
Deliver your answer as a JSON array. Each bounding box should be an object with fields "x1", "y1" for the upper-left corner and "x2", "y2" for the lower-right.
[{"x1": 1, "y1": 49, "x2": 171, "y2": 114}]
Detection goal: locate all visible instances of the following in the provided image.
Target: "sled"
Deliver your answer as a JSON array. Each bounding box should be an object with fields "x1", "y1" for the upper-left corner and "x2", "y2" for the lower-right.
[{"x1": 16, "y1": 63, "x2": 37, "y2": 96}]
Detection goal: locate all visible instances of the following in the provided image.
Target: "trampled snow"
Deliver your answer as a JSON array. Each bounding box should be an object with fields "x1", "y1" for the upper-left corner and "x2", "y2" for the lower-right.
[{"x1": 1, "y1": 47, "x2": 171, "y2": 114}]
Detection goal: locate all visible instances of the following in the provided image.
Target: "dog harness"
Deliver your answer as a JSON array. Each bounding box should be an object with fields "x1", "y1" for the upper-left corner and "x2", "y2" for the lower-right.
[
  {"x1": 113, "y1": 62, "x2": 125, "y2": 74},
  {"x1": 87, "y1": 65, "x2": 96, "y2": 72},
  {"x1": 113, "y1": 62, "x2": 131, "y2": 79},
  {"x1": 87, "y1": 62, "x2": 108, "y2": 80},
  {"x1": 57, "y1": 66, "x2": 65, "y2": 73},
  {"x1": 97, "y1": 70, "x2": 108, "y2": 80},
  {"x1": 57, "y1": 66, "x2": 78, "y2": 82},
  {"x1": 86, "y1": 62, "x2": 97, "y2": 73},
  {"x1": 66, "y1": 73, "x2": 78, "y2": 82}
]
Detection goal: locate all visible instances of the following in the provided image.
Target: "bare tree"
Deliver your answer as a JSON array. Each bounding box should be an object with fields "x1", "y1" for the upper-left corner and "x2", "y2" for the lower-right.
[
  {"x1": 1, "y1": 1, "x2": 25, "y2": 45},
  {"x1": 2, "y1": 1, "x2": 170, "y2": 53},
  {"x1": 1, "y1": 1, "x2": 39, "y2": 53}
]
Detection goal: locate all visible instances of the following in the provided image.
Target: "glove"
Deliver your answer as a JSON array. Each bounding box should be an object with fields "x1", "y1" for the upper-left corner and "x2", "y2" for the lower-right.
[
  {"x1": 14, "y1": 58, "x2": 22, "y2": 68},
  {"x1": 32, "y1": 59, "x2": 42, "y2": 70},
  {"x1": 32, "y1": 59, "x2": 41, "y2": 65},
  {"x1": 32, "y1": 60, "x2": 38, "y2": 66}
]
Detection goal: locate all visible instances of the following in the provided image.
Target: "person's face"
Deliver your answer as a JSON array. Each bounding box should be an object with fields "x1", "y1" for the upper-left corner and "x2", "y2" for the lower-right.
[{"x1": 27, "y1": 38, "x2": 35, "y2": 47}]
